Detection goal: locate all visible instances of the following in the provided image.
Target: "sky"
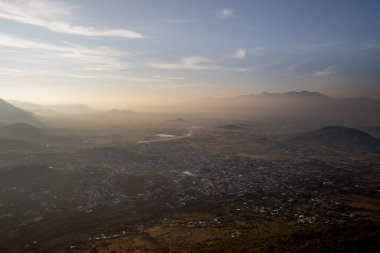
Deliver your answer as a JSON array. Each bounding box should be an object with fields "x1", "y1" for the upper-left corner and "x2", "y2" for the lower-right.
[{"x1": 0, "y1": 0, "x2": 379, "y2": 109}]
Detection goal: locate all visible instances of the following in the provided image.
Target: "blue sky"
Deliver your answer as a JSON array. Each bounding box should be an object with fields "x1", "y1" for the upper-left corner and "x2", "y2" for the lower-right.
[{"x1": 0, "y1": 0, "x2": 379, "y2": 108}]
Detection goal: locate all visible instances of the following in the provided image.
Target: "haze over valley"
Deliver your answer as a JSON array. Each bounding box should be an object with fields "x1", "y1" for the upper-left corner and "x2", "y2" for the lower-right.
[{"x1": 1, "y1": 1, "x2": 380, "y2": 252}]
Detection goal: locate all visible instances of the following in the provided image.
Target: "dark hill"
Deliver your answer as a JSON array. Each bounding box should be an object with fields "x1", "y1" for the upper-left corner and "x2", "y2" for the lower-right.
[
  {"x1": 363, "y1": 126, "x2": 380, "y2": 138},
  {"x1": 298, "y1": 126, "x2": 380, "y2": 151},
  {"x1": 0, "y1": 123, "x2": 47, "y2": 142},
  {"x1": 218, "y1": 124, "x2": 245, "y2": 130}
]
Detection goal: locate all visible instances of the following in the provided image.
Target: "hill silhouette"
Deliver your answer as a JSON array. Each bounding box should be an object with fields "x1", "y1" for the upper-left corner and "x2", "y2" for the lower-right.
[
  {"x1": 0, "y1": 123, "x2": 47, "y2": 142},
  {"x1": 297, "y1": 126, "x2": 380, "y2": 151},
  {"x1": 218, "y1": 124, "x2": 245, "y2": 130},
  {"x1": 0, "y1": 99, "x2": 42, "y2": 126}
]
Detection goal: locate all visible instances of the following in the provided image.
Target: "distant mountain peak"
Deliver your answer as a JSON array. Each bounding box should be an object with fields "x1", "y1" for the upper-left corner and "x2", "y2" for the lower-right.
[
  {"x1": 280, "y1": 90, "x2": 331, "y2": 98},
  {"x1": 232, "y1": 91, "x2": 333, "y2": 102},
  {"x1": 240, "y1": 90, "x2": 331, "y2": 98}
]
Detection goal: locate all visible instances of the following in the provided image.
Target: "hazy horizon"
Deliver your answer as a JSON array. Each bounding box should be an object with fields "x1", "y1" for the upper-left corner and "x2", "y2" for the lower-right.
[{"x1": 3, "y1": 89, "x2": 380, "y2": 112}]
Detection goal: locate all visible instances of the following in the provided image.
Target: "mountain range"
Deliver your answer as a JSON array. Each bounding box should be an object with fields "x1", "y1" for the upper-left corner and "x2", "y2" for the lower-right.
[
  {"x1": 2, "y1": 91, "x2": 380, "y2": 127},
  {"x1": 170, "y1": 91, "x2": 380, "y2": 126}
]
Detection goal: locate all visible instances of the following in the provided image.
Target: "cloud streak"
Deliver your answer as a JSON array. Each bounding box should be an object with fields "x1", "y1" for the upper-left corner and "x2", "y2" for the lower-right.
[
  {"x1": 0, "y1": 32, "x2": 131, "y2": 71},
  {"x1": 0, "y1": 0, "x2": 143, "y2": 38},
  {"x1": 150, "y1": 56, "x2": 221, "y2": 71},
  {"x1": 312, "y1": 65, "x2": 336, "y2": 77},
  {"x1": 150, "y1": 56, "x2": 253, "y2": 73}
]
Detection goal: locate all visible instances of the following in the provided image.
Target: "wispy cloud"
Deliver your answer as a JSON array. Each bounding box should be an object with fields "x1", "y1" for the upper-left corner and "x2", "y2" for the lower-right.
[
  {"x1": 150, "y1": 56, "x2": 253, "y2": 72},
  {"x1": 0, "y1": 0, "x2": 143, "y2": 38},
  {"x1": 154, "y1": 82, "x2": 216, "y2": 89},
  {"x1": 233, "y1": 49, "x2": 246, "y2": 59},
  {"x1": 150, "y1": 56, "x2": 220, "y2": 71},
  {"x1": 0, "y1": 67, "x2": 32, "y2": 76},
  {"x1": 218, "y1": 8, "x2": 236, "y2": 19},
  {"x1": 312, "y1": 65, "x2": 336, "y2": 77},
  {"x1": 0, "y1": 32, "x2": 130, "y2": 71},
  {"x1": 125, "y1": 75, "x2": 185, "y2": 84},
  {"x1": 50, "y1": 72, "x2": 213, "y2": 89}
]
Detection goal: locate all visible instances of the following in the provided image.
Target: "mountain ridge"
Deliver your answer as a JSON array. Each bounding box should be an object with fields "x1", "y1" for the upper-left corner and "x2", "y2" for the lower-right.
[
  {"x1": 0, "y1": 98, "x2": 42, "y2": 127},
  {"x1": 163, "y1": 91, "x2": 380, "y2": 126}
]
